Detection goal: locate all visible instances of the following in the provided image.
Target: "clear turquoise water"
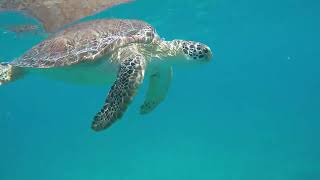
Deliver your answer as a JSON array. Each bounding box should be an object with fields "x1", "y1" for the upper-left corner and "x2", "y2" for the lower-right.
[{"x1": 1, "y1": 0, "x2": 320, "y2": 179}]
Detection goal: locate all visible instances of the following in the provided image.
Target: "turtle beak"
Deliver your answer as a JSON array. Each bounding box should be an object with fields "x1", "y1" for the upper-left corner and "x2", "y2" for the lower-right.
[{"x1": 204, "y1": 46, "x2": 213, "y2": 62}]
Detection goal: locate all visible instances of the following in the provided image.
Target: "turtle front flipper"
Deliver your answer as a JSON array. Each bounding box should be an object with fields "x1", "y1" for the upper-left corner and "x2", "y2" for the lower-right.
[
  {"x1": 140, "y1": 65, "x2": 172, "y2": 114},
  {"x1": 91, "y1": 53, "x2": 146, "y2": 131}
]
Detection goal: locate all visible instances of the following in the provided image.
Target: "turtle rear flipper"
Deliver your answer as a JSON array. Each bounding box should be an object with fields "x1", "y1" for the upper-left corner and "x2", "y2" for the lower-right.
[
  {"x1": 92, "y1": 52, "x2": 146, "y2": 131},
  {"x1": 0, "y1": 63, "x2": 25, "y2": 85},
  {"x1": 0, "y1": 63, "x2": 14, "y2": 85}
]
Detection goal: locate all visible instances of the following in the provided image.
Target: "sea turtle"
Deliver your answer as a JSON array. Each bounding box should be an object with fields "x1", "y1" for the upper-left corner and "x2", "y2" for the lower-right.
[{"x1": 0, "y1": 19, "x2": 212, "y2": 131}]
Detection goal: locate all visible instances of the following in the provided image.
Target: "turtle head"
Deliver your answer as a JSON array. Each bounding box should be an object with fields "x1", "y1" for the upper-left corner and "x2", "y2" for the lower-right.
[
  {"x1": 156, "y1": 39, "x2": 212, "y2": 64},
  {"x1": 176, "y1": 40, "x2": 212, "y2": 63}
]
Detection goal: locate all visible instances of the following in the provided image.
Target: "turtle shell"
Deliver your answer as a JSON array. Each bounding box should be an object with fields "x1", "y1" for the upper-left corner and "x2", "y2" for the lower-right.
[{"x1": 10, "y1": 19, "x2": 157, "y2": 68}]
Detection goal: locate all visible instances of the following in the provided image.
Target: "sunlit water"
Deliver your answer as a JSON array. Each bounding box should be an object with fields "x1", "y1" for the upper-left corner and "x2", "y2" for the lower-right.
[{"x1": 1, "y1": 0, "x2": 320, "y2": 179}]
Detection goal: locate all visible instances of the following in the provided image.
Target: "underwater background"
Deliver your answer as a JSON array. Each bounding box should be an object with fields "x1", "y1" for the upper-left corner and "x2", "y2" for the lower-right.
[{"x1": 1, "y1": 0, "x2": 320, "y2": 179}]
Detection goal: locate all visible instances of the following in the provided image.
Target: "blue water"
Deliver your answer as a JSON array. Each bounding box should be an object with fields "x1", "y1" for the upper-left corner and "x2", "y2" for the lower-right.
[{"x1": 1, "y1": 0, "x2": 320, "y2": 179}]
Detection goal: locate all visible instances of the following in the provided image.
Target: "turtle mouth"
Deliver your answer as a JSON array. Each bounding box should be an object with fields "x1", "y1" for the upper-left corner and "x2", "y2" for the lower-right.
[{"x1": 205, "y1": 47, "x2": 213, "y2": 61}]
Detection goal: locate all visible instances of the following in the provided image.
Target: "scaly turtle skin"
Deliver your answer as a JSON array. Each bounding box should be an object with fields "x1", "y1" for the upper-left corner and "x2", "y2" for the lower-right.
[{"x1": 0, "y1": 19, "x2": 212, "y2": 131}]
